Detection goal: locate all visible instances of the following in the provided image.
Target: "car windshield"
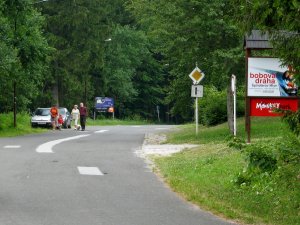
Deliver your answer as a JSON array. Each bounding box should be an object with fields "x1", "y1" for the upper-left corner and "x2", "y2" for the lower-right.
[
  {"x1": 35, "y1": 108, "x2": 50, "y2": 116},
  {"x1": 59, "y1": 108, "x2": 66, "y2": 115}
]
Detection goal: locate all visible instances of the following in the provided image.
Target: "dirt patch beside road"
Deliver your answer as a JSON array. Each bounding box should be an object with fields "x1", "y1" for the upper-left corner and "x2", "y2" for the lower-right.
[{"x1": 140, "y1": 133, "x2": 198, "y2": 157}]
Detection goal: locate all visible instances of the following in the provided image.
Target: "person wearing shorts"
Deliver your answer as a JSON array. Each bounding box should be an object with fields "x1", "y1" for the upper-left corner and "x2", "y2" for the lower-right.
[{"x1": 50, "y1": 104, "x2": 59, "y2": 130}]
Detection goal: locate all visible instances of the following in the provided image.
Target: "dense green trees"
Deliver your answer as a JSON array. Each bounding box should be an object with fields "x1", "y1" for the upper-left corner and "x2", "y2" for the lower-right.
[
  {"x1": 0, "y1": 0, "x2": 298, "y2": 124},
  {"x1": 101, "y1": 25, "x2": 165, "y2": 118},
  {"x1": 127, "y1": 0, "x2": 244, "y2": 121},
  {"x1": 40, "y1": 0, "x2": 110, "y2": 107},
  {"x1": 231, "y1": 0, "x2": 300, "y2": 72},
  {"x1": 0, "y1": 0, "x2": 50, "y2": 112},
  {"x1": 39, "y1": 0, "x2": 165, "y2": 120}
]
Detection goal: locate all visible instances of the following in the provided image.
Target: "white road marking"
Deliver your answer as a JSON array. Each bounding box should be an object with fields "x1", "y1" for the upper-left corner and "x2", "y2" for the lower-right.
[
  {"x1": 94, "y1": 130, "x2": 108, "y2": 133},
  {"x1": 131, "y1": 126, "x2": 141, "y2": 128},
  {"x1": 77, "y1": 167, "x2": 103, "y2": 176},
  {"x1": 4, "y1": 145, "x2": 21, "y2": 149},
  {"x1": 155, "y1": 128, "x2": 170, "y2": 130},
  {"x1": 36, "y1": 134, "x2": 90, "y2": 153}
]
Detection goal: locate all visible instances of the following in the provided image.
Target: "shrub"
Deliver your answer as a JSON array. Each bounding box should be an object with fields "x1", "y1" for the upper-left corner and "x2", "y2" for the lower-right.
[
  {"x1": 233, "y1": 142, "x2": 278, "y2": 186},
  {"x1": 201, "y1": 95, "x2": 227, "y2": 126},
  {"x1": 281, "y1": 110, "x2": 300, "y2": 136},
  {"x1": 277, "y1": 134, "x2": 300, "y2": 164},
  {"x1": 199, "y1": 86, "x2": 245, "y2": 126},
  {"x1": 199, "y1": 86, "x2": 227, "y2": 126},
  {"x1": 232, "y1": 134, "x2": 300, "y2": 187},
  {"x1": 227, "y1": 135, "x2": 246, "y2": 151},
  {"x1": 245, "y1": 143, "x2": 278, "y2": 173}
]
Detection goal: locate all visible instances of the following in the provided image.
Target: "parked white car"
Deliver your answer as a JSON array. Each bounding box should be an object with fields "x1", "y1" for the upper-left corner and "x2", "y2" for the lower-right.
[
  {"x1": 31, "y1": 107, "x2": 72, "y2": 128},
  {"x1": 31, "y1": 108, "x2": 51, "y2": 127}
]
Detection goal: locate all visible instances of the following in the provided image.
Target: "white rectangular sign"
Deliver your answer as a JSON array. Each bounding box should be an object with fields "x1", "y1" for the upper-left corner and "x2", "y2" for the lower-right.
[
  {"x1": 191, "y1": 85, "x2": 203, "y2": 97},
  {"x1": 247, "y1": 58, "x2": 298, "y2": 97}
]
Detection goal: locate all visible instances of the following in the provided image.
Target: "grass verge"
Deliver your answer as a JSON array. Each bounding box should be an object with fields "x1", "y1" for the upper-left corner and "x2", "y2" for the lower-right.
[
  {"x1": 0, "y1": 112, "x2": 47, "y2": 137},
  {"x1": 153, "y1": 117, "x2": 300, "y2": 225},
  {"x1": 87, "y1": 118, "x2": 151, "y2": 126},
  {"x1": 0, "y1": 113, "x2": 152, "y2": 137}
]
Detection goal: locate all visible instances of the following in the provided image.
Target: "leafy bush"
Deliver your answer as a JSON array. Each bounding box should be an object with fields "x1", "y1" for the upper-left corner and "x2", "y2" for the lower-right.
[
  {"x1": 277, "y1": 134, "x2": 300, "y2": 164},
  {"x1": 245, "y1": 143, "x2": 278, "y2": 173},
  {"x1": 199, "y1": 86, "x2": 245, "y2": 126},
  {"x1": 232, "y1": 142, "x2": 278, "y2": 186},
  {"x1": 232, "y1": 134, "x2": 300, "y2": 188},
  {"x1": 281, "y1": 110, "x2": 300, "y2": 136},
  {"x1": 198, "y1": 86, "x2": 226, "y2": 126},
  {"x1": 202, "y1": 96, "x2": 227, "y2": 126},
  {"x1": 227, "y1": 135, "x2": 246, "y2": 151}
]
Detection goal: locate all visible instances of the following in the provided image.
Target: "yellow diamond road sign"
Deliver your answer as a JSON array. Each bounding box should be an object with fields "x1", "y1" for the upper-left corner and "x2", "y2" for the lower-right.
[{"x1": 189, "y1": 66, "x2": 205, "y2": 84}]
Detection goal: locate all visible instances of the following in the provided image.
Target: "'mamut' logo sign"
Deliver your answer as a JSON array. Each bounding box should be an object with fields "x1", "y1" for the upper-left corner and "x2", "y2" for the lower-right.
[
  {"x1": 256, "y1": 102, "x2": 280, "y2": 111},
  {"x1": 250, "y1": 98, "x2": 298, "y2": 117}
]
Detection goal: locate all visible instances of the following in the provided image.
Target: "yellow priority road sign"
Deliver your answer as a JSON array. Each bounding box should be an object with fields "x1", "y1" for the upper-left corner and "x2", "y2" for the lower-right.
[{"x1": 189, "y1": 66, "x2": 205, "y2": 84}]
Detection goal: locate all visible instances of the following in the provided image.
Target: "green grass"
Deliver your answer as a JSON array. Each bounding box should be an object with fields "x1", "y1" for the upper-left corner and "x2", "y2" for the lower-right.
[
  {"x1": 0, "y1": 113, "x2": 152, "y2": 137},
  {"x1": 87, "y1": 118, "x2": 151, "y2": 126},
  {"x1": 0, "y1": 112, "x2": 47, "y2": 137},
  {"x1": 168, "y1": 117, "x2": 290, "y2": 144},
  {"x1": 154, "y1": 117, "x2": 300, "y2": 225}
]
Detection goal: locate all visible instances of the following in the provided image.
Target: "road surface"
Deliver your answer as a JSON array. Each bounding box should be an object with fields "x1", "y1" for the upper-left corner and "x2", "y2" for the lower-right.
[{"x1": 0, "y1": 125, "x2": 236, "y2": 225}]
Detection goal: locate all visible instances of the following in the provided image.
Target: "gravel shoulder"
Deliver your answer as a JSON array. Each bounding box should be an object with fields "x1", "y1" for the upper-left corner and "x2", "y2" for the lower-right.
[{"x1": 140, "y1": 133, "x2": 198, "y2": 157}]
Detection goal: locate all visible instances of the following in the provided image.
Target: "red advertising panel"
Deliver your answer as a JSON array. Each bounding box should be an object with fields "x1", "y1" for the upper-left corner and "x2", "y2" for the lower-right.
[{"x1": 250, "y1": 98, "x2": 299, "y2": 116}]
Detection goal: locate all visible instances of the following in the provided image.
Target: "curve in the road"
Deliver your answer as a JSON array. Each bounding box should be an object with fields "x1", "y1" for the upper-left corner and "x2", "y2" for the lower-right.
[{"x1": 36, "y1": 134, "x2": 90, "y2": 153}]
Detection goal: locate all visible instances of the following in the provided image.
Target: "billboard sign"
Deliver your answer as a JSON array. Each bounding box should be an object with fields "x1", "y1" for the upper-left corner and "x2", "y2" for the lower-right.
[
  {"x1": 95, "y1": 97, "x2": 114, "y2": 112},
  {"x1": 250, "y1": 98, "x2": 299, "y2": 117},
  {"x1": 247, "y1": 58, "x2": 298, "y2": 97}
]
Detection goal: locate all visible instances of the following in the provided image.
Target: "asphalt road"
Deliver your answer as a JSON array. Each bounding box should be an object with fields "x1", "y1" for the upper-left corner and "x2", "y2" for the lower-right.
[{"x1": 0, "y1": 125, "x2": 236, "y2": 225}]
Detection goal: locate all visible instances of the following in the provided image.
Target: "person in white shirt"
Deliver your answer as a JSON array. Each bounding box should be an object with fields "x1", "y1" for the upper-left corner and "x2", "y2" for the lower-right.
[{"x1": 71, "y1": 105, "x2": 80, "y2": 130}]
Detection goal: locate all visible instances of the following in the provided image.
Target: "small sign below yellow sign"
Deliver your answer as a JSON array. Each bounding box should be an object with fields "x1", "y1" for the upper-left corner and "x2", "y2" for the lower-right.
[{"x1": 189, "y1": 66, "x2": 205, "y2": 84}]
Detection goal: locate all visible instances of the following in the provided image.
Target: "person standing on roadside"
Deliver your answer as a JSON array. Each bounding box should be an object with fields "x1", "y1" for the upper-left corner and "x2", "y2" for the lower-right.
[
  {"x1": 79, "y1": 102, "x2": 87, "y2": 131},
  {"x1": 71, "y1": 104, "x2": 80, "y2": 130},
  {"x1": 50, "y1": 104, "x2": 59, "y2": 130}
]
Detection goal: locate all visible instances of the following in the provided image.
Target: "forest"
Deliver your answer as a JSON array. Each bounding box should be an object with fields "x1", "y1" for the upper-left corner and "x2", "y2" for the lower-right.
[{"x1": 0, "y1": 0, "x2": 299, "y2": 124}]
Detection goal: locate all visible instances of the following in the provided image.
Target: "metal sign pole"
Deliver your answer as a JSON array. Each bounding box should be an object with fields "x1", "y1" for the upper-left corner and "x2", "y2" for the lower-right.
[
  {"x1": 195, "y1": 97, "x2": 198, "y2": 135},
  {"x1": 189, "y1": 63, "x2": 205, "y2": 136}
]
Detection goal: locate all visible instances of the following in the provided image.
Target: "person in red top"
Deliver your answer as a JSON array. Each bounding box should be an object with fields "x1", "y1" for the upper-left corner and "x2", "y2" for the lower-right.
[
  {"x1": 79, "y1": 102, "x2": 87, "y2": 131},
  {"x1": 57, "y1": 114, "x2": 63, "y2": 130},
  {"x1": 50, "y1": 104, "x2": 59, "y2": 130}
]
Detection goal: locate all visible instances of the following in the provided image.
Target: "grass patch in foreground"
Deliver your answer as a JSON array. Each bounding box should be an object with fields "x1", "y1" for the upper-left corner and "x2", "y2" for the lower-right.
[
  {"x1": 0, "y1": 113, "x2": 47, "y2": 137},
  {"x1": 154, "y1": 117, "x2": 299, "y2": 225}
]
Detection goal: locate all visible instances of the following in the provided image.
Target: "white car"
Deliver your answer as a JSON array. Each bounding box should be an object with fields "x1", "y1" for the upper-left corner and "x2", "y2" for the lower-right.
[
  {"x1": 31, "y1": 108, "x2": 52, "y2": 127},
  {"x1": 31, "y1": 107, "x2": 72, "y2": 128}
]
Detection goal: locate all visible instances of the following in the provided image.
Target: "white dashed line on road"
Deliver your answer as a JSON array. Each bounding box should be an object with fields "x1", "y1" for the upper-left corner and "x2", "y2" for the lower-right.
[
  {"x1": 3, "y1": 145, "x2": 21, "y2": 149},
  {"x1": 155, "y1": 128, "x2": 170, "y2": 130},
  {"x1": 94, "y1": 130, "x2": 109, "y2": 133},
  {"x1": 77, "y1": 167, "x2": 104, "y2": 176},
  {"x1": 36, "y1": 134, "x2": 90, "y2": 153},
  {"x1": 131, "y1": 126, "x2": 141, "y2": 128}
]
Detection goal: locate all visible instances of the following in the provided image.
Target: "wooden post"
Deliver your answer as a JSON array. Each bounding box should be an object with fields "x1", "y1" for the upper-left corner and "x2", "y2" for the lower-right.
[{"x1": 245, "y1": 48, "x2": 251, "y2": 143}]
